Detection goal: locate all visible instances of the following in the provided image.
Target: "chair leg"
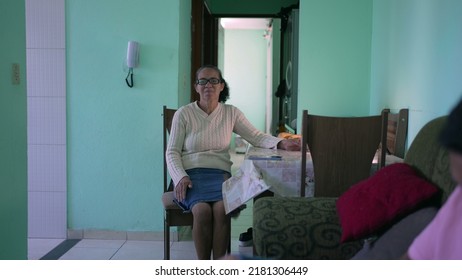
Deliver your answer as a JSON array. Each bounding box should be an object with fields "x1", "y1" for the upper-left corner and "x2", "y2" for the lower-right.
[
  {"x1": 228, "y1": 233, "x2": 231, "y2": 254},
  {"x1": 164, "y1": 219, "x2": 170, "y2": 260},
  {"x1": 227, "y1": 230, "x2": 231, "y2": 254}
]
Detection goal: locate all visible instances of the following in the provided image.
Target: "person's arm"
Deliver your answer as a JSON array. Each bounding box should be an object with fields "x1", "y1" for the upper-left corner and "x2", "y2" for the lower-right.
[
  {"x1": 175, "y1": 176, "x2": 192, "y2": 202},
  {"x1": 277, "y1": 138, "x2": 301, "y2": 151},
  {"x1": 232, "y1": 107, "x2": 299, "y2": 150},
  {"x1": 233, "y1": 116, "x2": 279, "y2": 148}
]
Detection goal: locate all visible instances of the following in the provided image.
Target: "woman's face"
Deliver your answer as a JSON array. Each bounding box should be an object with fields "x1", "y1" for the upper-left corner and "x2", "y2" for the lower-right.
[
  {"x1": 195, "y1": 68, "x2": 224, "y2": 103},
  {"x1": 449, "y1": 151, "x2": 462, "y2": 185}
]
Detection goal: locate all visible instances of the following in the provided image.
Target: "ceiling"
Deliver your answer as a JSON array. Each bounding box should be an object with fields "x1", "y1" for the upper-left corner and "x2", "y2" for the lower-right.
[
  {"x1": 220, "y1": 18, "x2": 271, "y2": 30},
  {"x1": 206, "y1": 0, "x2": 299, "y2": 16}
]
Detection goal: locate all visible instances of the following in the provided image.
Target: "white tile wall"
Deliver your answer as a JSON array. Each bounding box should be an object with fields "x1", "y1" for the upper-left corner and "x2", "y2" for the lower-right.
[
  {"x1": 25, "y1": 0, "x2": 65, "y2": 49},
  {"x1": 27, "y1": 97, "x2": 66, "y2": 145},
  {"x1": 26, "y1": 0, "x2": 66, "y2": 238},
  {"x1": 26, "y1": 49, "x2": 66, "y2": 97},
  {"x1": 28, "y1": 191, "x2": 67, "y2": 238},
  {"x1": 28, "y1": 144, "x2": 66, "y2": 192}
]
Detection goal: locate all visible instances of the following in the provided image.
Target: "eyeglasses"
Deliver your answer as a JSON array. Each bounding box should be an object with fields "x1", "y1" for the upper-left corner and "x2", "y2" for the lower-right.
[{"x1": 196, "y1": 78, "x2": 222, "y2": 85}]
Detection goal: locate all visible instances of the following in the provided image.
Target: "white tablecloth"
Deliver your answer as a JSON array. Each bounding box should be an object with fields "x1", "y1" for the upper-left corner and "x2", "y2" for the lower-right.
[
  {"x1": 222, "y1": 146, "x2": 404, "y2": 213},
  {"x1": 222, "y1": 147, "x2": 314, "y2": 213},
  {"x1": 243, "y1": 147, "x2": 315, "y2": 197}
]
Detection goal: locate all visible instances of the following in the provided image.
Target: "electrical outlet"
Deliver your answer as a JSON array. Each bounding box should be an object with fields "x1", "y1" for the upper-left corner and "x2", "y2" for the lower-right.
[{"x1": 12, "y1": 63, "x2": 20, "y2": 85}]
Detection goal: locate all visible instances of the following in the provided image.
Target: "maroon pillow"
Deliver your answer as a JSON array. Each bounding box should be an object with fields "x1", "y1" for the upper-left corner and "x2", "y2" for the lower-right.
[{"x1": 336, "y1": 163, "x2": 439, "y2": 243}]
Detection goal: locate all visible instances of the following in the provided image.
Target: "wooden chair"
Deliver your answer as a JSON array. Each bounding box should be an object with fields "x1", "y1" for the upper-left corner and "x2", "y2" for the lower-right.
[
  {"x1": 161, "y1": 106, "x2": 193, "y2": 260},
  {"x1": 300, "y1": 109, "x2": 389, "y2": 197},
  {"x1": 386, "y1": 108, "x2": 409, "y2": 159},
  {"x1": 161, "y1": 105, "x2": 231, "y2": 260}
]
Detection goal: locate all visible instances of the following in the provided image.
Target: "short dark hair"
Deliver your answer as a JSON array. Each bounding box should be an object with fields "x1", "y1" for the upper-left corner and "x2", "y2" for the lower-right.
[
  {"x1": 440, "y1": 97, "x2": 462, "y2": 153},
  {"x1": 195, "y1": 65, "x2": 230, "y2": 103}
]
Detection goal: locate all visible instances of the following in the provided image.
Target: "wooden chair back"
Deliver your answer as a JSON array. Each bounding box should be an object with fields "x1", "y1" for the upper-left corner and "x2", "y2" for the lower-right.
[
  {"x1": 300, "y1": 109, "x2": 389, "y2": 197},
  {"x1": 386, "y1": 108, "x2": 409, "y2": 159},
  {"x1": 163, "y1": 106, "x2": 177, "y2": 193},
  {"x1": 162, "y1": 106, "x2": 193, "y2": 260}
]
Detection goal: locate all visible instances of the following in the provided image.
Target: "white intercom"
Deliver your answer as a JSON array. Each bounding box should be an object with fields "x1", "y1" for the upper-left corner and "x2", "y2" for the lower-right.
[
  {"x1": 125, "y1": 41, "x2": 139, "y2": 88},
  {"x1": 126, "y1": 41, "x2": 139, "y2": 68}
]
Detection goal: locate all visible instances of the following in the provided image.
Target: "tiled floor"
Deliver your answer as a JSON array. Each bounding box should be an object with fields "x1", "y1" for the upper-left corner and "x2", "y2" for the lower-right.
[
  {"x1": 28, "y1": 203, "x2": 254, "y2": 260},
  {"x1": 28, "y1": 150, "x2": 254, "y2": 260}
]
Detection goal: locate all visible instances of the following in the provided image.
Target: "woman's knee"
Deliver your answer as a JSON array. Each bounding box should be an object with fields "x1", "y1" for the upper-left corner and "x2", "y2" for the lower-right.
[
  {"x1": 192, "y1": 202, "x2": 213, "y2": 222},
  {"x1": 212, "y1": 201, "x2": 230, "y2": 224}
]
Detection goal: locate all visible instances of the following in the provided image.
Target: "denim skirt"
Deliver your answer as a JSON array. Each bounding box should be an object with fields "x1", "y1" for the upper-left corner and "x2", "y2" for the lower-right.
[{"x1": 174, "y1": 168, "x2": 231, "y2": 213}]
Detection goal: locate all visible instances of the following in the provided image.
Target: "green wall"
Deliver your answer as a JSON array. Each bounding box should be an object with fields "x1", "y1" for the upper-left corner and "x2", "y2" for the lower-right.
[
  {"x1": 298, "y1": 0, "x2": 461, "y2": 146},
  {"x1": 178, "y1": 0, "x2": 192, "y2": 107},
  {"x1": 298, "y1": 0, "x2": 373, "y2": 120},
  {"x1": 0, "y1": 0, "x2": 28, "y2": 259},
  {"x1": 66, "y1": 0, "x2": 187, "y2": 232},
  {"x1": 370, "y1": 0, "x2": 462, "y2": 144}
]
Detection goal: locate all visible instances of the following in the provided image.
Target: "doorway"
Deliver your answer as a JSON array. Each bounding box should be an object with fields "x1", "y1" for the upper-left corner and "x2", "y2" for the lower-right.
[
  {"x1": 219, "y1": 18, "x2": 277, "y2": 135},
  {"x1": 191, "y1": 0, "x2": 300, "y2": 135}
]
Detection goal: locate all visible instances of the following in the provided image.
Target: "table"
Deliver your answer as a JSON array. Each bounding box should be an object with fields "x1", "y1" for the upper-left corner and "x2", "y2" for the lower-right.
[
  {"x1": 222, "y1": 146, "x2": 403, "y2": 214},
  {"x1": 243, "y1": 147, "x2": 315, "y2": 197},
  {"x1": 222, "y1": 147, "x2": 313, "y2": 214}
]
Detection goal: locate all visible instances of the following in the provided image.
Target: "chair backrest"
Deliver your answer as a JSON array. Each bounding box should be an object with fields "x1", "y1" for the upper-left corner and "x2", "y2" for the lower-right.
[
  {"x1": 387, "y1": 108, "x2": 409, "y2": 158},
  {"x1": 163, "y1": 105, "x2": 177, "y2": 193},
  {"x1": 301, "y1": 109, "x2": 389, "y2": 197},
  {"x1": 404, "y1": 116, "x2": 456, "y2": 205}
]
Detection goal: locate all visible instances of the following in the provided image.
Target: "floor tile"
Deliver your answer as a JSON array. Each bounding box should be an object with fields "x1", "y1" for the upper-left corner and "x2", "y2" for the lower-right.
[
  {"x1": 58, "y1": 246, "x2": 119, "y2": 260},
  {"x1": 111, "y1": 240, "x2": 164, "y2": 260},
  {"x1": 74, "y1": 239, "x2": 126, "y2": 249},
  {"x1": 28, "y1": 238, "x2": 64, "y2": 260},
  {"x1": 170, "y1": 240, "x2": 197, "y2": 260},
  {"x1": 57, "y1": 239, "x2": 126, "y2": 260}
]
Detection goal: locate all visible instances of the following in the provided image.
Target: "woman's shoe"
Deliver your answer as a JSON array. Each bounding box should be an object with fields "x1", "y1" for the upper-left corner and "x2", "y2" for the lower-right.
[{"x1": 239, "y1": 227, "x2": 253, "y2": 247}]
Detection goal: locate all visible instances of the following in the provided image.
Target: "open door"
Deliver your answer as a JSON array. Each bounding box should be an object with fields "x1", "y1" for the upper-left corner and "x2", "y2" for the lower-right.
[
  {"x1": 191, "y1": 0, "x2": 219, "y2": 102},
  {"x1": 278, "y1": 6, "x2": 299, "y2": 133}
]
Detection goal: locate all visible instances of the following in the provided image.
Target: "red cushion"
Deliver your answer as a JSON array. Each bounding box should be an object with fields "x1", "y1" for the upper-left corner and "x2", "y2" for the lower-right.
[{"x1": 336, "y1": 163, "x2": 439, "y2": 243}]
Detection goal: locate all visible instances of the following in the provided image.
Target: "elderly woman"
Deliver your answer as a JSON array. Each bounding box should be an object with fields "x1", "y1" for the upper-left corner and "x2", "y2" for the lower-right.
[{"x1": 166, "y1": 65, "x2": 300, "y2": 259}]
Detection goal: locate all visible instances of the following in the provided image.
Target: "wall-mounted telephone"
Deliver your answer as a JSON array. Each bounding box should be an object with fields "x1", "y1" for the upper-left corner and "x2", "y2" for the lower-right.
[
  {"x1": 125, "y1": 41, "x2": 139, "y2": 87},
  {"x1": 126, "y1": 41, "x2": 139, "y2": 68}
]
